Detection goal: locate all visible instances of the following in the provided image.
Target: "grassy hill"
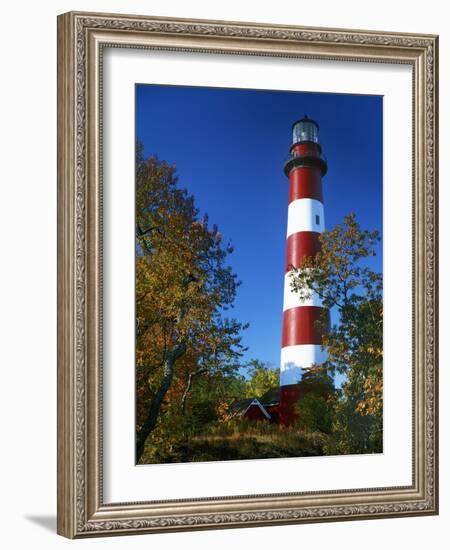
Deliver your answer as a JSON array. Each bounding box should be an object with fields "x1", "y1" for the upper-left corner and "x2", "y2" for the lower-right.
[{"x1": 139, "y1": 419, "x2": 329, "y2": 464}]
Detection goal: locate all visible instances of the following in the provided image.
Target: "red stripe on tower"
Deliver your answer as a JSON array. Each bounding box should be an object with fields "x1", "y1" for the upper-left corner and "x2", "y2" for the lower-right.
[
  {"x1": 289, "y1": 166, "x2": 323, "y2": 203},
  {"x1": 282, "y1": 306, "x2": 329, "y2": 347},
  {"x1": 279, "y1": 115, "x2": 329, "y2": 426},
  {"x1": 285, "y1": 232, "x2": 322, "y2": 272}
]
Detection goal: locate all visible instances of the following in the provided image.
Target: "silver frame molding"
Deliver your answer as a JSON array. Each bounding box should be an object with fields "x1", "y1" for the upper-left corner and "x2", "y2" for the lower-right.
[{"x1": 57, "y1": 11, "x2": 439, "y2": 538}]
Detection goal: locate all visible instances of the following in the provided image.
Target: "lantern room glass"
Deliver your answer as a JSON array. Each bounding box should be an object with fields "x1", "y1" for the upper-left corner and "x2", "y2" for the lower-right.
[{"x1": 292, "y1": 119, "x2": 319, "y2": 144}]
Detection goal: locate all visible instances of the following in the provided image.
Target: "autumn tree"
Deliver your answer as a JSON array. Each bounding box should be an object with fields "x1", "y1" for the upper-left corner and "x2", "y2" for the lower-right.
[
  {"x1": 244, "y1": 359, "x2": 279, "y2": 399},
  {"x1": 135, "y1": 143, "x2": 247, "y2": 462},
  {"x1": 290, "y1": 212, "x2": 383, "y2": 453}
]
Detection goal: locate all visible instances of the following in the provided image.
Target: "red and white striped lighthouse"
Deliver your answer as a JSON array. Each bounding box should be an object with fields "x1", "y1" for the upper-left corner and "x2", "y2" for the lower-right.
[{"x1": 279, "y1": 116, "x2": 329, "y2": 426}]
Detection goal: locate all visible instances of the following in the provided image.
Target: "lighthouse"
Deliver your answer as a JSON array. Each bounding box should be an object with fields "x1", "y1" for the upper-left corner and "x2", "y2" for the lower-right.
[{"x1": 279, "y1": 116, "x2": 329, "y2": 426}]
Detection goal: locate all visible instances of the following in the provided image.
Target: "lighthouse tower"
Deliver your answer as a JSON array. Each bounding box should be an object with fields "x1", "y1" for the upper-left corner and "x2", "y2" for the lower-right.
[{"x1": 279, "y1": 116, "x2": 329, "y2": 426}]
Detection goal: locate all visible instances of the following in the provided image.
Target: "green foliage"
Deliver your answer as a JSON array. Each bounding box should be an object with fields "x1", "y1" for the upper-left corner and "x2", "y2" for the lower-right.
[
  {"x1": 296, "y1": 393, "x2": 333, "y2": 434},
  {"x1": 294, "y1": 369, "x2": 334, "y2": 434},
  {"x1": 323, "y1": 380, "x2": 382, "y2": 455},
  {"x1": 244, "y1": 359, "x2": 279, "y2": 399},
  {"x1": 290, "y1": 213, "x2": 383, "y2": 454}
]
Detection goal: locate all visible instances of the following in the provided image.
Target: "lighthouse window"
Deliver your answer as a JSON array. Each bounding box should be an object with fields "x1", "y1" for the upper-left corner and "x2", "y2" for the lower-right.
[{"x1": 315, "y1": 215, "x2": 320, "y2": 225}]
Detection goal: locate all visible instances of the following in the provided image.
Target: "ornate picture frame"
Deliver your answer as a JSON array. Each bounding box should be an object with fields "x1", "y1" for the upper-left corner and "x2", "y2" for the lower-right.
[{"x1": 57, "y1": 11, "x2": 438, "y2": 538}]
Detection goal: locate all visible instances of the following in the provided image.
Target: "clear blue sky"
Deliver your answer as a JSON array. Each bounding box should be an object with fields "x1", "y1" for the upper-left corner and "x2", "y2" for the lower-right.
[{"x1": 136, "y1": 84, "x2": 383, "y2": 370}]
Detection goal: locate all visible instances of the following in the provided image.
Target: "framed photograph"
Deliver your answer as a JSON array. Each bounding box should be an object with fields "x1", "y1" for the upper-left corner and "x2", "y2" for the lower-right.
[{"x1": 57, "y1": 11, "x2": 439, "y2": 538}]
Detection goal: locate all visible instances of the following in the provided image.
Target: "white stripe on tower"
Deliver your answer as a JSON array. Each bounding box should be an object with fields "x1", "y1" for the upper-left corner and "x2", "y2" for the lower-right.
[
  {"x1": 282, "y1": 272, "x2": 323, "y2": 310},
  {"x1": 287, "y1": 198, "x2": 325, "y2": 235},
  {"x1": 280, "y1": 345, "x2": 328, "y2": 385}
]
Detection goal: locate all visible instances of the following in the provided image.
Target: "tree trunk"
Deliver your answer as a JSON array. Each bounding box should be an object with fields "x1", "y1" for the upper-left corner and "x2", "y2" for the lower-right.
[
  {"x1": 136, "y1": 341, "x2": 186, "y2": 462},
  {"x1": 180, "y1": 368, "x2": 206, "y2": 415},
  {"x1": 181, "y1": 372, "x2": 194, "y2": 416}
]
